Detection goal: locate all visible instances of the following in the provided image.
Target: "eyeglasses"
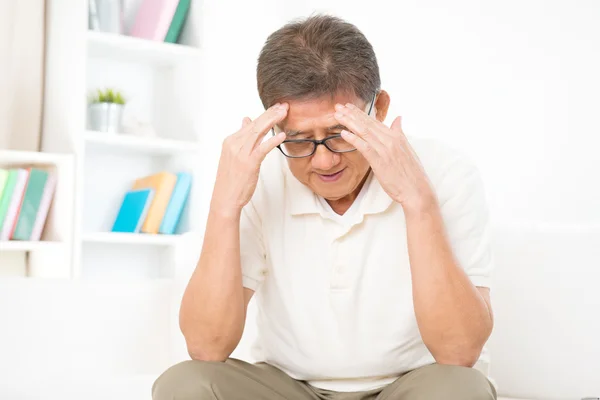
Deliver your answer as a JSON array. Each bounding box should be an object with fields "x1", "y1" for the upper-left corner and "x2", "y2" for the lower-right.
[{"x1": 273, "y1": 94, "x2": 377, "y2": 159}]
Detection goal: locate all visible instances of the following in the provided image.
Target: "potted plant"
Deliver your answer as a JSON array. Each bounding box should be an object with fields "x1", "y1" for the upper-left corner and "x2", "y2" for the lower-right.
[{"x1": 87, "y1": 88, "x2": 126, "y2": 133}]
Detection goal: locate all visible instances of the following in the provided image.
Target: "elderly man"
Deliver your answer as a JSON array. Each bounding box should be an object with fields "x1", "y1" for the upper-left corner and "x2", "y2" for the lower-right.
[{"x1": 153, "y1": 14, "x2": 497, "y2": 400}]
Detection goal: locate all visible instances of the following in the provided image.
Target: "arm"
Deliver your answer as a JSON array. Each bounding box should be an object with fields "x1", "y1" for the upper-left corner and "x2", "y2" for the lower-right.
[
  {"x1": 333, "y1": 101, "x2": 493, "y2": 367},
  {"x1": 405, "y1": 202, "x2": 494, "y2": 367},
  {"x1": 179, "y1": 208, "x2": 255, "y2": 361},
  {"x1": 179, "y1": 103, "x2": 288, "y2": 361}
]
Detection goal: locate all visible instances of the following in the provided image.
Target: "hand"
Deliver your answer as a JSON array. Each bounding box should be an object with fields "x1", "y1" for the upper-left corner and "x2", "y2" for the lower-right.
[
  {"x1": 334, "y1": 103, "x2": 437, "y2": 215},
  {"x1": 211, "y1": 103, "x2": 288, "y2": 216}
]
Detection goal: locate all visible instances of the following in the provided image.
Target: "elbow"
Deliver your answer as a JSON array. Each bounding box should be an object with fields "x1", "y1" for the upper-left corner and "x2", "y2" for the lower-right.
[
  {"x1": 181, "y1": 326, "x2": 241, "y2": 362},
  {"x1": 432, "y1": 346, "x2": 483, "y2": 368},
  {"x1": 187, "y1": 345, "x2": 229, "y2": 362},
  {"x1": 435, "y1": 354, "x2": 480, "y2": 368},
  {"x1": 185, "y1": 337, "x2": 234, "y2": 362}
]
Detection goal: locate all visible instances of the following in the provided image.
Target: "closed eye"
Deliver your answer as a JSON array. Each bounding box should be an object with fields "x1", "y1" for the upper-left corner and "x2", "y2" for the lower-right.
[
  {"x1": 328, "y1": 124, "x2": 348, "y2": 132},
  {"x1": 285, "y1": 125, "x2": 348, "y2": 139}
]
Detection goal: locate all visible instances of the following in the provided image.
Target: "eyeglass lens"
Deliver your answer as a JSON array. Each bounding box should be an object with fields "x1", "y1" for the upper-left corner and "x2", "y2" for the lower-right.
[{"x1": 281, "y1": 135, "x2": 355, "y2": 157}]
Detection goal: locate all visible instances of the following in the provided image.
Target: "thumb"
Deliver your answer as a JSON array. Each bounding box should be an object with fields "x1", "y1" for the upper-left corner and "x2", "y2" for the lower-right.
[{"x1": 390, "y1": 116, "x2": 403, "y2": 132}]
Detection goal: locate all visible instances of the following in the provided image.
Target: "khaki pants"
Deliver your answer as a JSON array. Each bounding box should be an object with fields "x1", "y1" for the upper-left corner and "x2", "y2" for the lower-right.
[{"x1": 152, "y1": 358, "x2": 497, "y2": 400}]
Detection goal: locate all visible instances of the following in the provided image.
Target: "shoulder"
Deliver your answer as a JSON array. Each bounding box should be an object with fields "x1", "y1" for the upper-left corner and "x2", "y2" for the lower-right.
[{"x1": 408, "y1": 135, "x2": 486, "y2": 204}]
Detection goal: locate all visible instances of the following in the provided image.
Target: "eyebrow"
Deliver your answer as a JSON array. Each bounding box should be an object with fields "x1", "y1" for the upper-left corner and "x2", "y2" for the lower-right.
[{"x1": 285, "y1": 124, "x2": 348, "y2": 137}]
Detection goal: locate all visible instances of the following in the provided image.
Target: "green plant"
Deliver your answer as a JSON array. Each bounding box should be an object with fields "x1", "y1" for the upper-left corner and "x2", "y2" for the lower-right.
[{"x1": 89, "y1": 88, "x2": 126, "y2": 105}]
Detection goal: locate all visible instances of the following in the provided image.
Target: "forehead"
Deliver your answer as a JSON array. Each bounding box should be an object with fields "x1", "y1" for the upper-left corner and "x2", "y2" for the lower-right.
[{"x1": 279, "y1": 93, "x2": 364, "y2": 132}]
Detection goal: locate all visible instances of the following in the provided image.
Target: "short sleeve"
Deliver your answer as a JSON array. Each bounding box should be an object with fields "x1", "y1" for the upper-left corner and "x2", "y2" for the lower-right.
[
  {"x1": 439, "y1": 158, "x2": 494, "y2": 288},
  {"x1": 239, "y1": 200, "x2": 268, "y2": 291}
]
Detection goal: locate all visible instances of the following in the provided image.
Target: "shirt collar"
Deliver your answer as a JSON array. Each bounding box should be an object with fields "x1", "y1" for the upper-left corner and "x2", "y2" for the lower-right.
[{"x1": 284, "y1": 164, "x2": 394, "y2": 217}]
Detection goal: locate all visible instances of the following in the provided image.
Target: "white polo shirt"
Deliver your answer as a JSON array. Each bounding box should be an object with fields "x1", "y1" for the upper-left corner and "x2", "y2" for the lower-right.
[{"x1": 239, "y1": 135, "x2": 493, "y2": 392}]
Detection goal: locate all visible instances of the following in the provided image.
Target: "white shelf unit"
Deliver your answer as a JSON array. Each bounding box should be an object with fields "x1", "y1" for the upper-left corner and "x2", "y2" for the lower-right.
[
  {"x1": 42, "y1": 0, "x2": 205, "y2": 281},
  {"x1": 87, "y1": 29, "x2": 202, "y2": 67},
  {"x1": 82, "y1": 231, "x2": 183, "y2": 246},
  {"x1": 83, "y1": 130, "x2": 201, "y2": 155},
  {"x1": 0, "y1": 151, "x2": 75, "y2": 278}
]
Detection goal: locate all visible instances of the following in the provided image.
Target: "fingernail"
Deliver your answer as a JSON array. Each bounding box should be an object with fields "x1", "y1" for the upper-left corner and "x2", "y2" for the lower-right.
[
  {"x1": 273, "y1": 103, "x2": 281, "y2": 109},
  {"x1": 334, "y1": 111, "x2": 344, "y2": 119},
  {"x1": 334, "y1": 104, "x2": 345, "y2": 111}
]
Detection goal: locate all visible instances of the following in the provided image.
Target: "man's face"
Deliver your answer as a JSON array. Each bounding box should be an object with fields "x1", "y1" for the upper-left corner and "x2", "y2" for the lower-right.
[{"x1": 277, "y1": 92, "x2": 386, "y2": 201}]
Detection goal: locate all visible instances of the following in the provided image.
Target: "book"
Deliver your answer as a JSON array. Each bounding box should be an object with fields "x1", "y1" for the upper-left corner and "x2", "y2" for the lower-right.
[
  {"x1": 0, "y1": 169, "x2": 18, "y2": 230},
  {"x1": 30, "y1": 173, "x2": 58, "y2": 241},
  {"x1": 159, "y1": 172, "x2": 191, "y2": 234},
  {"x1": 164, "y1": 0, "x2": 191, "y2": 44},
  {"x1": 112, "y1": 189, "x2": 155, "y2": 233},
  {"x1": 129, "y1": 0, "x2": 180, "y2": 41},
  {"x1": 0, "y1": 169, "x2": 8, "y2": 199},
  {"x1": 0, "y1": 169, "x2": 29, "y2": 241},
  {"x1": 131, "y1": 172, "x2": 177, "y2": 234},
  {"x1": 12, "y1": 168, "x2": 49, "y2": 241}
]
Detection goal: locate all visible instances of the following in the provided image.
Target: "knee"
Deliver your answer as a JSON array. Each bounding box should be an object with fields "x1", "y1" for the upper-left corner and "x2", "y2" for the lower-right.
[
  {"x1": 152, "y1": 360, "x2": 228, "y2": 400},
  {"x1": 408, "y1": 364, "x2": 496, "y2": 400}
]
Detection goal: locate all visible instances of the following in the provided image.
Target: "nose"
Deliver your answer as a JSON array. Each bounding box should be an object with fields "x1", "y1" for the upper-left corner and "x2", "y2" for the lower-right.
[{"x1": 311, "y1": 144, "x2": 340, "y2": 171}]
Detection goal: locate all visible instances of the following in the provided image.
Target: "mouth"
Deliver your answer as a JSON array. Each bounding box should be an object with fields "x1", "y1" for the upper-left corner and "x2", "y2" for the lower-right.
[{"x1": 317, "y1": 168, "x2": 345, "y2": 183}]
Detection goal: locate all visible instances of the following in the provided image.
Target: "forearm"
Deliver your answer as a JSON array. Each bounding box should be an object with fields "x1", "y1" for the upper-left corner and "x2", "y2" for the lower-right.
[
  {"x1": 179, "y1": 207, "x2": 246, "y2": 361},
  {"x1": 405, "y1": 204, "x2": 493, "y2": 366}
]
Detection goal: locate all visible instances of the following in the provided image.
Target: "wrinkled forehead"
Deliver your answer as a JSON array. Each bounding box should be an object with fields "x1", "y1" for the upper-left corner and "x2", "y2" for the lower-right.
[{"x1": 274, "y1": 94, "x2": 373, "y2": 134}]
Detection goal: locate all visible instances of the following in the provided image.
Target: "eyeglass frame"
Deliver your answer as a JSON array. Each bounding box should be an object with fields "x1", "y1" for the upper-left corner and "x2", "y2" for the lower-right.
[{"x1": 272, "y1": 93, "x2": 377, "y2": 159}]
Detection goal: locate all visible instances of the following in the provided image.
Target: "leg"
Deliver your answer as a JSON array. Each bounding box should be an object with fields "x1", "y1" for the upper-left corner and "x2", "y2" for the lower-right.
[
  {"x1": 152, "y1": 358, "x2": 318, "y2": 400},
  {"x1": 377, "y1": 364, "x2": 497, "y2": 400}
]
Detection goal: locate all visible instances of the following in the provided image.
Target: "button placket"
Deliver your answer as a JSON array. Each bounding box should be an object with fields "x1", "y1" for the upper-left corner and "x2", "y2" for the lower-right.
[{"x1": 330, "y1": 229, "x2": 353, "y2": 290}]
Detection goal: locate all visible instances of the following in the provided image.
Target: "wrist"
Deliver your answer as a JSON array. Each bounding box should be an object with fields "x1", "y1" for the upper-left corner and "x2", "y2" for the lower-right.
[
  {"x1": 402, "y1": 191, "x2": 439, "y2": 221},
  {"x1": 208, "y1": 203, "x2": 243, "y2": 221}
]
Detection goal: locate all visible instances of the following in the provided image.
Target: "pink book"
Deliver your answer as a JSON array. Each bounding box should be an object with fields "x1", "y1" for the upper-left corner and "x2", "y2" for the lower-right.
[
  {"x1": 0, "y1": 169, "x2": 29, "y2": 241},
  {"x1": 30, "y1": 173, "x2": 57, "y2": 241},
  {"x1": 129, "y1": 0, "x2": 180, "y2": 41}
]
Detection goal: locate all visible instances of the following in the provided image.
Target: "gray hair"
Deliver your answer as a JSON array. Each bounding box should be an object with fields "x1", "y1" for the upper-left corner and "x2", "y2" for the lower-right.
[{"x1": 256, "y1": 14, "x2": 381, "y2": 108}]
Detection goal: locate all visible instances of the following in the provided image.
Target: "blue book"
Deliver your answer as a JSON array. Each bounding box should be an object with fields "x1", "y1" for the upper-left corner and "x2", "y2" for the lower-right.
[
  {"x1": 159, "y1": 172, "x2": 192, "y2": 234},
  {"x1": 112, "y1": 189, "x2": 154, "y2": 233}
]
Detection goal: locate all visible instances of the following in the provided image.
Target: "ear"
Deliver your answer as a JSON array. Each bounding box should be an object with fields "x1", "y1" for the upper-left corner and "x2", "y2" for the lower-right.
[{"x1": 373, "y1": 90, "x2": 390, "y2": 122}]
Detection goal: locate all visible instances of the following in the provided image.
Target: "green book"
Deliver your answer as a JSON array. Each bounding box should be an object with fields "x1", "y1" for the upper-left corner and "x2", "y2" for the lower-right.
[
  {"x1": 0, "y1": 169, "x2": 9, "y2": 200},
  {"x1": 0, "y1": 169, "x2": 19, "y2": 231},
  {"x1": 12, "y1": 168, "x2": 49, "y2": 241},
  {"x1": 164, "y1": 0, "x2": 191, "y2": 44}
]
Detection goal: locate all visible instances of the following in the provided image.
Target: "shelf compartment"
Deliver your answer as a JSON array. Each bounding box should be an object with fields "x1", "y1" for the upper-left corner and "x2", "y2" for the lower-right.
[
  {"x1": 0, "y1": 241, "x2": 65, "y2": 252},
  {"x1": 82, "y1": 232, "x2": 183, "y2": 247},
  {"x1": 0, "y1": 150, "x2": 71, "y2": 165},
  {"x1": 87, "y1": 31, "x2": 201, "y2": 67},
  {"x1": 83, "y1": 130, "x2": 200, "y2": 155}
]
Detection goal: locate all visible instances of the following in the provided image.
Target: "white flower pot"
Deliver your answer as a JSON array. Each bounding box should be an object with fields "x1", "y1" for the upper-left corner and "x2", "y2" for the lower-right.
[{"x1": 88, "y1": 103, "x2": 124, "y2": 133}]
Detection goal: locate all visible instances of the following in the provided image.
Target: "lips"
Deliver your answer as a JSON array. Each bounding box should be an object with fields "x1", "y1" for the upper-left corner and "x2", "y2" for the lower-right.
[{"x1": 317, "y1": 168, "x2": 345, "y2": 182}]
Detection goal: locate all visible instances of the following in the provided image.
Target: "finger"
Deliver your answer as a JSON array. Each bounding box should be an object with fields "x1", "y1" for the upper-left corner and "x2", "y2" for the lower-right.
[
  {"x1": 243, "y1": 103, "x2": 288, "y2": 143},
  {"x1": 241, "y1": 117, "x2": 252, "y2": 128},
  {"x1": 340, "y1": 130, "x2": 377, "y2": 163},
  {"x1": 390, "y1": 116, "x2": 402, "y2": 132},
  {"x1": 255, "y1": 131, "x2": 286, "y2": 161},
  {"x1": 344, "y1": 102, "x2": 394, "y2": 138},
  {"x1": 334, "y1": 105, "x2": 386, "y2": 150}
]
